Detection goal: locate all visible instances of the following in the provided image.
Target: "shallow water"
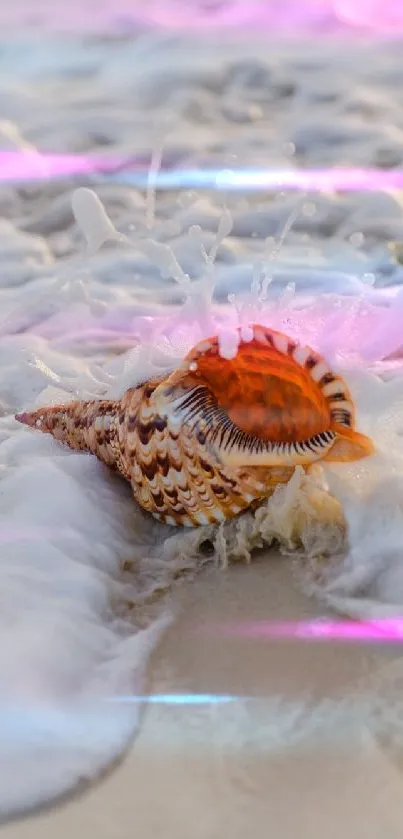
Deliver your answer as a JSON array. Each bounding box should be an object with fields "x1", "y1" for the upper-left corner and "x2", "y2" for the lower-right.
[{"x1": 3, "y1": 31, "x2": 403, "y2": 819}]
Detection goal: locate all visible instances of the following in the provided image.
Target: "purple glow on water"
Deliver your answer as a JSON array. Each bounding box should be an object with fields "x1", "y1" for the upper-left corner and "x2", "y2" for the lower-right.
[
  {"x1": 335, "y1": 0, "x2": 403, "y2": 32},
  {"x1": 121, "y1": 0, "x2": 339, "y2": 32},
  {"x1": 0, "y1": 151, "x2": 123, "y2": 181},
  {"x1": 1, "y1": 153, "x2": 403, "y2": 192},
  {"x1": 0, "y1": 0, "x2": 403, "y2": 34},
  {"x1": 200, "y1": 619, "x2": 403, "y2": 643}
]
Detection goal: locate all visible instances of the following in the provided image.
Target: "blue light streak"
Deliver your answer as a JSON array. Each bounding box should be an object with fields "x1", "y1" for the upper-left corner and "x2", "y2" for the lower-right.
[{"x1": 108, "y1": 693, "x2": 242, "y2": 705}]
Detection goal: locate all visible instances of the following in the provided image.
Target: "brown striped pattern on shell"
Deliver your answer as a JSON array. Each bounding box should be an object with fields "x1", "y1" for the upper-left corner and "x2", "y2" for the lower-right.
[{"x1": 116, "y1": 377, "x2": 295, "y2": 525}]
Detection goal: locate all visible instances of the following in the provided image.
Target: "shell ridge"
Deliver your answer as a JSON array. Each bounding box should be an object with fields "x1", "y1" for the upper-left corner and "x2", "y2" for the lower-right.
[
  {"x1": 251, "y1": 325, "x2": 356, "y2": 432},
  {"x1": 159, "y1": 378, "x2": 337, "y2": 467}
]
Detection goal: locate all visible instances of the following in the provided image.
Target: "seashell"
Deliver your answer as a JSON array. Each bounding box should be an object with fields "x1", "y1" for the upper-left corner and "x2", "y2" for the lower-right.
[{"x1": 15, "y1": 325, "x2": 375, "y2": 527}]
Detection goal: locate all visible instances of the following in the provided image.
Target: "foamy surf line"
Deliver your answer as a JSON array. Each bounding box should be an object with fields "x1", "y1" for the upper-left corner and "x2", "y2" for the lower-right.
[
  {"x1": 0, "y1": 410, "x2": 173, "y2": 817},
  {"x1": 3, "y1": 184, "x2": 403, "y2": 819}
]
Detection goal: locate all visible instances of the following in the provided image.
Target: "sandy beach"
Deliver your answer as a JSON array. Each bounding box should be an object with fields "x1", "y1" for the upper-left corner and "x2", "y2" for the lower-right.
[{"x1": 3, "y1": 554, "x2": 403, "y2": 839}]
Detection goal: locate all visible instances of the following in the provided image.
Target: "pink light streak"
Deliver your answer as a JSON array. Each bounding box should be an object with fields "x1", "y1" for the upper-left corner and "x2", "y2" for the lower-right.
[
  {"x1": 199, "y1": 619, "x2": 403, "y2": 643},
  {"x1": 1, "y1": 152, "x2": 403, "y2": 192},
  {"x1": 335, "y1": 0, "x2": 403, "y2": 32},
  {"x1": 0, "y1": 0, "x2": 403, "y2": 35},
  {"x1": 0, "y1": 151, "x2": 123, "y2": 181}
]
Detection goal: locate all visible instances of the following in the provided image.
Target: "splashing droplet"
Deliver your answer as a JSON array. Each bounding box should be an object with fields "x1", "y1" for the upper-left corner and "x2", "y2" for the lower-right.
[
  {"x1": 218, "y1": 328, "x2": 240, "y2": 360},
  {"x1": 72, "y1": 188, "x2": 126, "y2": 253}
]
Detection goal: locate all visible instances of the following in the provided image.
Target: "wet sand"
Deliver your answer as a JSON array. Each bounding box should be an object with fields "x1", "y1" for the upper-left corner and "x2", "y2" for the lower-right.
[{"x1": 4, "y1": 554, "x2": 403, "y2": 839}]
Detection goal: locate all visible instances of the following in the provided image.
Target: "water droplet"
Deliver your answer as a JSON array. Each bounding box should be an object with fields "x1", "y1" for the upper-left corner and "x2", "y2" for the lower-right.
[
  {"x1": 72, "y1": 188, "x2": 121, "y2": 252},
  {"x1": 283, "y1": 141, "x2": 296, "y2": 156},
  {"x1": 188, "y1": 225, "x2": 203, "y2": 238},
  {"x1": 240, "y1": 325, "x2": 254, "y2": 342},
  {"x1": 350, "y1": 232, "x2": 365, "y2": 246},
  {"x1": 249, "y1": 104, "x2": 263, "y2": 120},
  {"x1": 218, "y1": 329, "x2": 240, "y2": 360},
  {"x1": 302, "y1": 202, "x2": 316, "y2": 217}
]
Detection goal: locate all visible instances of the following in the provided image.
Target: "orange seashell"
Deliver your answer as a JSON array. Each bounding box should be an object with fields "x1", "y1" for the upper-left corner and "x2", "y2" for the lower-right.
[
  {"x1": 186, "y1": 328, "x2": 342, "y2": 442},
  {"x1": 157, "y1": 324, "x2": 374, "y2": 469},
  {"x1": 15, "y1": 325, "x2": 375, "y2": 527}
]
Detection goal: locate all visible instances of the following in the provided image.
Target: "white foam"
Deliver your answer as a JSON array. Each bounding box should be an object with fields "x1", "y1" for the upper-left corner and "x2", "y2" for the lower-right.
[{"x1": 0, "y1": 376, "x2": 172, "y2": 815}]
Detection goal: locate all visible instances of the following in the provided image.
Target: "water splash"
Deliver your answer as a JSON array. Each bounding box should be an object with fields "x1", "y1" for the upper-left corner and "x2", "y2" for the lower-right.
[{"x1": 6, "y1": 164, "x2": 403, "y2": 820}]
